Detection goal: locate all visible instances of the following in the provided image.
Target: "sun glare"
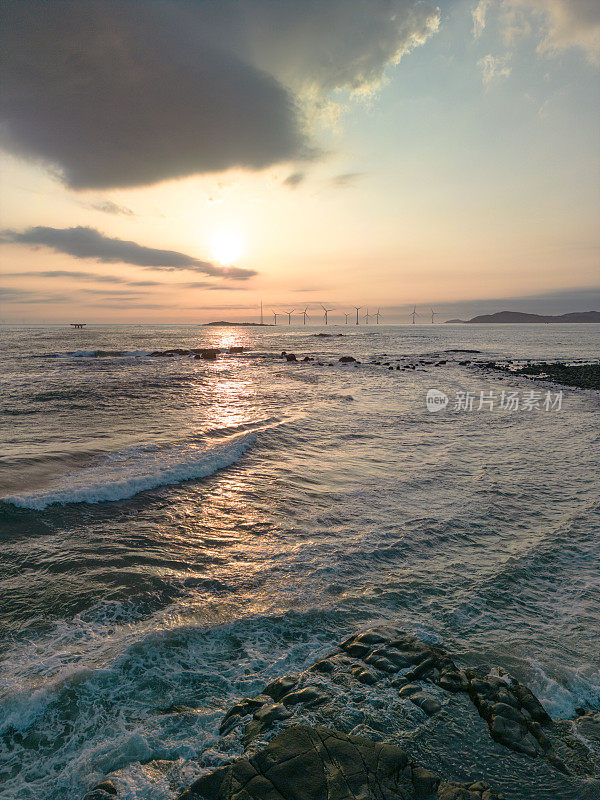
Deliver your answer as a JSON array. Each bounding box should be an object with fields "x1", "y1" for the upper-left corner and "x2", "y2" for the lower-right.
[{"x1": 210, "y1": 229, "x2": 244, "y2": 265}]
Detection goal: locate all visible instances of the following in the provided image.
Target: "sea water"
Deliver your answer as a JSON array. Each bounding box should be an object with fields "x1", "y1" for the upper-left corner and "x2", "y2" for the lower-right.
[{"x1": 0, "y1": 323, "x2": 599, "y2": 799}]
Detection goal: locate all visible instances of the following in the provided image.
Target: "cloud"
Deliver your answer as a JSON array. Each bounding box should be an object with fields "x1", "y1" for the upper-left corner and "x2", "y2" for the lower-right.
[
  {"x1": 476, "y1": 0, "x2": 600, "y2": 62},
  {"x1": 0, "y1": 1, "x2": 440, "y2": 189},
  {"x1": 330, "y1": 172, "x2": 366, "y2": 188},
  {"x1": 3, "y1": 269, "x2": 162, "y2": 286},
  {"x1": 89, "y1": 200, "x2": 135, "y2": 216},
  {"x1": 472, "y1": 0, "x2": 492, "y2": 37},
  {"x1": 0, "y1": 287, "x2": 70, "y2": 304},
  {"x1": 2, "y1": 226, "x2": 257, "y2": 279},
  {"x1": 283, "y1": 172, "x2": 306, "y2": 188},
  {"x1": 478, "y1": 54, "x2": 512, "y2": 84}
]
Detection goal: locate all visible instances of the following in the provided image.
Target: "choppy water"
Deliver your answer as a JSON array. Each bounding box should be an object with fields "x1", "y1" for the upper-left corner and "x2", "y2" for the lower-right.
[{"x1": 0, "y1": 323, "x2": 599, "y2": 799}]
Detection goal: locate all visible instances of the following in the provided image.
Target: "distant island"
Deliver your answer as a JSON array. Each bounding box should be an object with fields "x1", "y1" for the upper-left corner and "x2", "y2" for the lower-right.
[
  {"x1": 445, "y1": 310, "x2": 600, "y2": 324},
  {"x1": 203, "y1": 321, "x2": 273, "y2": 327}
]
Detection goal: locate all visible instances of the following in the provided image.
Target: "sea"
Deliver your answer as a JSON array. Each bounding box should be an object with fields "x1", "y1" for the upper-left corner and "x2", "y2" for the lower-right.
[{"x1": 0, "y1": 323, "x2": 599, "y2": 799}]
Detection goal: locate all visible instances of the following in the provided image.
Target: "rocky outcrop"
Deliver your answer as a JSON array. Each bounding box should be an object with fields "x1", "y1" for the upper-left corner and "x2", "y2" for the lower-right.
[
  {"x1": 178, "y1": 725, "x2": 501, "y2": 800},
  {"x1": 83, "y1": 629, "x2": 600, "y2": 800}
]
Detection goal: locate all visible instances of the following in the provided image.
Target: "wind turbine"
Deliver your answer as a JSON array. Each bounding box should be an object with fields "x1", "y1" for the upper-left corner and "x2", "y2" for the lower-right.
[
  {"x1": 302, "y1": 307, "x2": 310, "y2": 325},
  {"x1": 285, "y1": 309, "x2": 295, "y2": 325},
  {"x1": 344, "y1": 312, "x2": 350, "y2": 324},
  {"x1": 430, "y1": 308, "x2": 437, "y2": 324},
  {"x1": 364, "y1": 308, "x2": 372, "y2": 325},
  {"x1": 375, "y1": 308, "x2": 382, "y2": 324},
  {"x1": 410, "y1": 306, "x2": 420, "y2": 324},
  {"x1": 272, "y1": 310, "x2": 279, "y2": 325},
  {"x1": 353, "y1": 306, "x2": 362, "y2": 325},
  {"x1": 321, "y1": 304, "x2": 333, "y2": 325}
]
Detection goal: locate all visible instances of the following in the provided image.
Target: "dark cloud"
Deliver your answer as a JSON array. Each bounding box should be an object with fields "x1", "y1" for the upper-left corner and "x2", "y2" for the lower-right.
[
  {"x1": 0, "y1": 1, "x2": 308, "y2": 189},
  {"x1": 2, "y1": 226, "x2": 257, "y2": 280},
  {"x1": 0, "y1": 1, "x2": 439, "y2": 189},
  {"x1": 283, "y1": 172, "x2": 306, "y2": 188}
]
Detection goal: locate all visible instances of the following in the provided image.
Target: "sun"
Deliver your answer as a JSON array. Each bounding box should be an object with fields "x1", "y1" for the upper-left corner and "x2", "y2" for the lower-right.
[{"x1": 210, "y1": 228, "x2": 244, "y2": 266}]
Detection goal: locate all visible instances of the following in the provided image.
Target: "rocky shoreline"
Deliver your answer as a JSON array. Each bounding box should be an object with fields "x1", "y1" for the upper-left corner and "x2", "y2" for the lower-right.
[
  {"x1": 144, "y1": 344, "x2": 600, "y2": 391},
  {"x1": 83, "y1": 629, "x2": 599, "y2": 800}
]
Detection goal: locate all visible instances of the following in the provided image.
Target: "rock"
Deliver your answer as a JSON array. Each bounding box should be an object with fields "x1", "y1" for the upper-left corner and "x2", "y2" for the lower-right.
[
  {"x1": 281, "y1": 686, "x2": 330, "y2": 707},
  {"x1": 309, "y1": 658, "x2": 334, "y2": 673},
  {"x1": 285, "y1": 353, "x2": 297, "y2": 362},
  {"x1": 489, "y1": 714, "x2": 540, "y2": 757},
  {"x1": 407, "y1": 691, "x2": 442, "y2": 717},
  {"x1": 398, "y1": 683, "x2": 422, "y2": 697},
  {"x1": 263, "y1": 675, "x2": 299, "y2": 702},
  {"x1": 220, "y1": 695, "x2": 272, "y2": 734},
  {"x1": 253, "y1": 702, "x2": 292, "y2": 725},
  {"x1": 302, "y1": 356, "x2": 313, "y2": 362},
  {"x1": 177, "y1": 725, "x2": 499, "y2": 800},
  {"x1": 194, "y1": 348, "x2": 220, "y2": 360},
  {"x1": 438, "y1": 671, "x2": 469, "y2": 693},
  {"x1": 338, "y1": 356, "x2": 356, "y2": 363},
  {"x1": 82, "y1": 781, "x2": 118, "y2": 800},
  {"x1": 228, "y1": 346, "x2": 244, "y2": 353},
  {"x1": 350, "y1": 665, "x2": 378, "y2": 685}
]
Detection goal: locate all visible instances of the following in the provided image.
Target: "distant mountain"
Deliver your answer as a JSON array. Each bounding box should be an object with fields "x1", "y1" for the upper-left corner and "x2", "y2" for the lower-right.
[
  {"x1": 445, "y1": 310, "x2": 600, "y2": 324},
  {"x1": 445, "y1": 318, "x2": 468, "y2": 324}
]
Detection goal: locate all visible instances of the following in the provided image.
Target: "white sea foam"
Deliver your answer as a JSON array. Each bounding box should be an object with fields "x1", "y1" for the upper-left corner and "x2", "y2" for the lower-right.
[{"x1": 4, "y1": 433, "x2": 255, "y2": 509}]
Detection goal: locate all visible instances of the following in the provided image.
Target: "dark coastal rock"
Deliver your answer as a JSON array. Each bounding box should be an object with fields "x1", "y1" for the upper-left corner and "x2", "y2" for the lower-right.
[
  {"x1": 227, "y1": 346, "x2": 244, "y2": 353},
  {"x1": 88, "y1": 628, "x2": 600, "y2": 800},
  {"x1": 339, "y1": 356, "x2": 356, "y2": 363},
  {"x1": 82, "y1": 781, "x2": 117, "y2": 800},
  {"x1": 193, "y1": 348, "x2": 221, "y2": 360},
  {"x1": 285, "y1": 353, "x2": 297, "y2": 362},
  {"x1": 177, "y1": 725, "x2": 501, "y2": 800}
]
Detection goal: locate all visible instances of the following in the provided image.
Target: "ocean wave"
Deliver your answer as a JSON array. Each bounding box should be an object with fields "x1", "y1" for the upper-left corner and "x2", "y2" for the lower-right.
[{"x1": 3, "y1": 433, "x2": 255, "y2": 510}]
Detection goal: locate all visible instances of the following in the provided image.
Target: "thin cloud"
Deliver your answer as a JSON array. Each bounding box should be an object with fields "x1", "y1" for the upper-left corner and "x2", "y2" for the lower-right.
[
  {"x1": 89, "y1": 200, "x2": 135, "y2": 216},
  {"x1": 330, "y1": 172, "x2": 366, "y2": 188},
  {"x1": 478, "y1": 54, "x2": 512, "y2": 84},
  {"x1": 2, "y1": 226, "x2": 257, "y2": 280},
  {"x1": 283, "y1": 172, "x2": 306, "y2": 188}
]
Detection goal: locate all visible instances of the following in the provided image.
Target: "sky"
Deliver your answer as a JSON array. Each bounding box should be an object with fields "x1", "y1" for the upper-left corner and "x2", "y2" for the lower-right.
[{"x1": 1, "y1": 0, "x2": 599, "y2": 323}]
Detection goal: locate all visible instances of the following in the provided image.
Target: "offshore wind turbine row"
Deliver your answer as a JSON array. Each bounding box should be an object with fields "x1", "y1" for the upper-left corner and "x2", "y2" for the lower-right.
[{"x1": 267, "y1": 305, "x2": 436, "y2": 324}]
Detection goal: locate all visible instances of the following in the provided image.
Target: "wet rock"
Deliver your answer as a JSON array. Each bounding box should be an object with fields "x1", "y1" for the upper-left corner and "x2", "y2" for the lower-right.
[
  {"x1": 350, "y1": 664, "x2": 378, "y2": 685},
  {"x1": 253, "y1": 702, "x2": 292, "y2": 725},
  {"x1": 438, "y1": 670, "x2": 469, "y2": 693},
  {"x1": 302, "y1": 356, "x2": 313, "y2": 362},
  {"x1": 398, "y1": 683, "x2": 423, "y2": 697},
  {"x1": 285, "y1": 353, "x2": 297, "y2": 362},
  {"x1": 220, "y1": 695, "x2": 272, "y2": 734},
  {"x1": 263, "y1": 675, "x2": 299, "y2": 702},
  {"x1": 177, "y1": 725, "x2": 501, "y2": 800},
  {"x1": 227, "y1": 346, "x2": 244, "y2": 353},
  {"x1": 82, "y1": 781, "x2": 118, "y2": 800},
  {"x1": 282, "y1": 686, "x2": 330, "y2": 707},
  {"x1": 407, "y1": 691, "x2": 442, "y2": 717},
  {"x1": 194, "y1": 348, "x2": 220, "y2": 360},
  {"x1": 309, "y1": 658, "x2": 334, "y2": 673},
  {"x1": 339, "y1": 356, "x2": 356, "y2": 363},
  {"x1": 489, "y1": 714, "x2": 540, "y2": 757}
]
